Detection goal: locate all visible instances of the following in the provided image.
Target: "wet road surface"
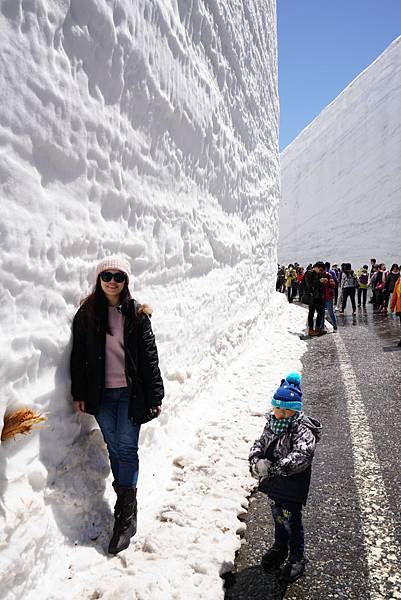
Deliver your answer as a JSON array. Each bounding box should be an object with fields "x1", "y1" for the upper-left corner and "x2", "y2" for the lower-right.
[{"x1": 224, "y1": 305, "x2": 401, "y2": 600}]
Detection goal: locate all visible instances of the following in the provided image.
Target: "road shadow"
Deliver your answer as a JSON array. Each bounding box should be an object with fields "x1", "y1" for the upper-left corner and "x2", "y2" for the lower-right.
[{"x1": 223, "y1": 564, "x2": 287, "y2": 600}]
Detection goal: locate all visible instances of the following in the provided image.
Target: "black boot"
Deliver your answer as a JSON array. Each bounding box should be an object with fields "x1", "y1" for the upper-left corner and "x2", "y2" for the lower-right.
[
  {"x1": 261, "y1": 544, "x2": 288, "y2": 570},
  {"x1": 280, "y1": 557, "x2": 307, "y2": 583},
  {"x1": 398, "y1": 340, "x2": 401, "y2": 347},
  {"x1": 108, "y1": 487, "x2": 137, "y2": 555},
  {"x1": 112, "y1": 481, "x2": 122, "y2": 518}
]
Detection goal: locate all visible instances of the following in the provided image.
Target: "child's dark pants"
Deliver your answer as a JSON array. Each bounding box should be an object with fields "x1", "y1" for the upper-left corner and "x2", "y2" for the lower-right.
[
  {"x1": 357, "y1": 287, "x2": 367, "y2": 306},
  {"x1": 271, "y1": 500, "x2": 304, "y2": 561},
  {"x1": 341, "y1": 287, "x2": 356, "y2": 311}
]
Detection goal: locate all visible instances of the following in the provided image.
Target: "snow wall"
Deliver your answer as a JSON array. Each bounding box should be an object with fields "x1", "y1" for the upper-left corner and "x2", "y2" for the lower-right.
[
  {"x1": 0, "y1": 1, "x2": 279, "y2": 598},
  {"x1": 279, "y1": 35, "x2": 401, "y2": 268}
]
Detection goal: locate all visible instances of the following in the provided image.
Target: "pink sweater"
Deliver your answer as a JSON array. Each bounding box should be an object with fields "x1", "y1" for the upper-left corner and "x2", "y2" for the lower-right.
[{"x1": 105, "y1": 307, "x2": 127, "y2": 388}]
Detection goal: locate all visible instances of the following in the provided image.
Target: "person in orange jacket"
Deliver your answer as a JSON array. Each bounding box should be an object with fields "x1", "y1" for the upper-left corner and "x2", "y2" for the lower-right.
[{"x1": 390, "y1": 276, "x2": 401, "y2": 347}]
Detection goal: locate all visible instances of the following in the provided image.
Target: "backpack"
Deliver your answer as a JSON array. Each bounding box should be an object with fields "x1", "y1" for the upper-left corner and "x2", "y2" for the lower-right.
[
  {"x1": 358, "y1": 272, "x2": 368, "y2": 285},
  {"x1": 343, "y1": 273, "x2": 358, "y2": 288}
]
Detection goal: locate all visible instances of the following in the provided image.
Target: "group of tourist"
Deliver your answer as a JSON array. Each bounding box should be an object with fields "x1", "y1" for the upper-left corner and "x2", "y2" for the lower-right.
[{"x1": 276, "y1": 258, "x2": 401, "y2": 343}]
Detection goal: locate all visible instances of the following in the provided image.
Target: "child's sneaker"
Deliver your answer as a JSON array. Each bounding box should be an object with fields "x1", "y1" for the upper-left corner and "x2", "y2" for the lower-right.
[
  {"x1": 261, "y1": 544, "x2": 288, "y2": 570},
  {"x1": 280, "y1": 557, "x2": 307, "y2": 583}
]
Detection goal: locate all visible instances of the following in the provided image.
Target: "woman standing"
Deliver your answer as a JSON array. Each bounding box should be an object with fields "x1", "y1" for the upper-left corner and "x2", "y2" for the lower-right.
[
  {"x1": 390, "y1": 276, "x2": 401, "y2": 347},
  {"x1": 70, "y1": 256, "x2": 164, "y2": 554},
  {"x1": 339, "y1": 263, "x2": 358, "y2": 314},
  {"x1": 296, "y1": 267, "x2": 305, "y2": 301},
  {"x1": 374, "y1": 264, "x2": 389, "y2": 311},
  {"x1": 285, "y1": 264, "x2": 297, "y2": 303},
  {"x1": 383, "y1": 264, "x2": 399, "y2": 313},
  {"x1": 368, "y1": 264, "x2": 379, "y2": 306},
  {"x1": 331, "y1": 263, "x2": 341, "y2": 305},
  {"x1": 356, "y1": 265, "x2": 369, "y2": 308}
]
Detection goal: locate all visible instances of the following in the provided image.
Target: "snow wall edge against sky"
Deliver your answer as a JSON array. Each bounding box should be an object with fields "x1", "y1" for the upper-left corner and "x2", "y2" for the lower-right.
[{"x1": 278, "y1": 35, "x2": 401, "y2": 268}]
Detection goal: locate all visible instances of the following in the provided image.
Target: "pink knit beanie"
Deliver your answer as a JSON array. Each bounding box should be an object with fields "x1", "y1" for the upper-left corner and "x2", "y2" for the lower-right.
[{"x1": 95, "y1": 255, "x2": 131, "y2": 282}]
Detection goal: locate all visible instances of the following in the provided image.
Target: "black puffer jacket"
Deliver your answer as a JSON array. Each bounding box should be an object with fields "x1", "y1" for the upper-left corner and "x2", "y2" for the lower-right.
[
  {"x1": 70, "y1": 299, "x2": 164, "y2": 424},
  {"x1": 385, "y1": 271, "x2": 400, "y2": 294},
  {"x1": 303, "y1": 270, "x2": 324, "y2": 304}
]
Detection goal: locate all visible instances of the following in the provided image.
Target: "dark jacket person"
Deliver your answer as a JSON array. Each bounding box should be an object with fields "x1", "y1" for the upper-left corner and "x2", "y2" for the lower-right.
[
  {"x1": 70, "y1": 255, "x2": 164, "y2": 555},
  {"x1": 302, "y1": 261, "x2": 326, "y2": 336}
]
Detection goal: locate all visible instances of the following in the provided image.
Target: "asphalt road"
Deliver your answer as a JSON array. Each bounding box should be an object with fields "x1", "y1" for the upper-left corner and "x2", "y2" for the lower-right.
[{"x1": 224, "y1": 305, "x2": 401, "y2": 600}]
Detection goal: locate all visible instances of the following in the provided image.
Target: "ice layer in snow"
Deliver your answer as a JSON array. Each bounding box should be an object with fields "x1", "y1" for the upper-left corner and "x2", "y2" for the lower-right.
[
  {"x1": 279, "y1": 35, "x2": 401, "y2": 267},
  {"x1": 0, "y1": 1, "x2": 299, "y2": 599}
]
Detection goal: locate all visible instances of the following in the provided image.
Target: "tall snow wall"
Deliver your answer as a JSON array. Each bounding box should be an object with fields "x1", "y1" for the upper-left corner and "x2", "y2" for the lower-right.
[
  {"x1": 0, "y1": 1, "x2": 279, "y2": 598},
  {"x1": 279, "y1": 35, "x2": 401, "y2": 267}
]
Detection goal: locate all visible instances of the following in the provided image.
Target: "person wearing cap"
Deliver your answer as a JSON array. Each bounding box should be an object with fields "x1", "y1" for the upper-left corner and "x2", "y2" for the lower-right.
[
  {"x1": 249, "y1": 373, "x2": 321, "y2": 583},
  {"x1": 70, "y1": 255, "x2": 164, "y2": 554}
]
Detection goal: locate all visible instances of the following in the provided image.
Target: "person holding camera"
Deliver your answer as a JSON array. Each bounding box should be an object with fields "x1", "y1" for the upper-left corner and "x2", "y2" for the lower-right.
[{"x1": 302, "y1": 261, "x2": 327, "y2": 336}]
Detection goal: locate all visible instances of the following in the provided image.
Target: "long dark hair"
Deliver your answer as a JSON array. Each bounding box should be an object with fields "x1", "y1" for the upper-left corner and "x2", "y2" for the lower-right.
[{"x1": 80, "y1": 276, "x2": 131, "y2": 334}]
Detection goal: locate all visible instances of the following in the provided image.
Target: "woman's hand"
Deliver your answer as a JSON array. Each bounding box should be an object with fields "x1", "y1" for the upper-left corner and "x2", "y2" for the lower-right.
[
  {"x1": 148, "y1": 406, "x2": 161, "y2": 418},
  {"x1": 73, "y1": 401, "x2": 86, "y2": 413}
]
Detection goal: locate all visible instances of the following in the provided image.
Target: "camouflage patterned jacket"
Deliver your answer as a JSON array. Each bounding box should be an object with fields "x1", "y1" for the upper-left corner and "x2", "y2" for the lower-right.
[{"x1": 249, "y1": 413, "x2": 322, "y2": 505}]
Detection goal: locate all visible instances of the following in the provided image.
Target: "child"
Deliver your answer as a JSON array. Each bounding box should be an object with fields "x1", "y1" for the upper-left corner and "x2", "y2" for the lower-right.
[{"x1": 249, "y1": 372, "x2": 321, "y2": 583}]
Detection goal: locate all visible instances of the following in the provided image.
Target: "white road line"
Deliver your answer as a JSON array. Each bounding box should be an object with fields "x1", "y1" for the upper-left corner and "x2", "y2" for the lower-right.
[{"x1": 334, "y1": 334, "x2": 401, "y2": 599}]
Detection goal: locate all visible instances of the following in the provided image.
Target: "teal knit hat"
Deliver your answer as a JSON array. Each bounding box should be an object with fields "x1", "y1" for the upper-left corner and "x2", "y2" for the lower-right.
[{"x1": 271, "y1": 372, "x2": 303, "y2": 412}]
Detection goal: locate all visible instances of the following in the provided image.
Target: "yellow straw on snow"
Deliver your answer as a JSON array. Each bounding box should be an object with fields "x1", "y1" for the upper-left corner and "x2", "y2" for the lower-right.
[{"x1": 1, "y1": 408, "x2": 47, "y2": 441}]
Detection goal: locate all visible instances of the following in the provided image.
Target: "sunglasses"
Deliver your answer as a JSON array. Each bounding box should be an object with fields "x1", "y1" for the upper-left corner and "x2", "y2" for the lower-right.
[{"x1": 100, "y1": 271, "x2": 126, "y2": 283}]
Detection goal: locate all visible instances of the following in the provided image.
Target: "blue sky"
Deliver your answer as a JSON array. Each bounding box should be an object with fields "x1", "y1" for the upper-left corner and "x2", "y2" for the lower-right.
[{"x1": 277, "y1": 0, "x2": 401, "y2": 150}]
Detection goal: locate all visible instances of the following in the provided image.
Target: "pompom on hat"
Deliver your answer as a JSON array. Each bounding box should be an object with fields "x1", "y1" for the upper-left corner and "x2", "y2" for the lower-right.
[
  {"x1": 271, "y1": 372, "x2": 303, "y2": 412},
  {"x1": 95, "y1": 255, "x2": 131, "y2": 282}
]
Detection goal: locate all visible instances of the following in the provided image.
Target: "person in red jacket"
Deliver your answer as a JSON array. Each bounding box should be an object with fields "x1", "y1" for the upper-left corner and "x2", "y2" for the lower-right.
[
  {"x1": 390, "y1": 277, "x2": 401, "y2": 347},
  {"x1": 316, "y1": 271, "x2": 337, "y2": 331},
  {"x1": 296, "y1": 267, "x2": 305, "y2": 302}
]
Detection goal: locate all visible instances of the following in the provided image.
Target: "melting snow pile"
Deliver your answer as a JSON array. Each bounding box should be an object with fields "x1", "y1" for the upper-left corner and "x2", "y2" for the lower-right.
[
  {"x1": 279, "y1": 35, "x2": 401, "y2": 267},
  {"x1": 0, "y1": 1, "x2": 306, "y2": 598}
]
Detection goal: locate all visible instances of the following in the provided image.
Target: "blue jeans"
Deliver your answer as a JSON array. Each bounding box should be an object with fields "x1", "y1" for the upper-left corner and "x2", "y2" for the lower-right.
[
  {"x1": 271, "y1": 500, "x2": 304, "y2": 561},
  {"x1": 316, "y1": 299, "x2": 337, "y2": 329},
  {"x1": 325, "y1": 299, "x2": 337, "y2": 328},
  {"x1": 96, "y1": 387, "x2": 141, "y2": 487}
]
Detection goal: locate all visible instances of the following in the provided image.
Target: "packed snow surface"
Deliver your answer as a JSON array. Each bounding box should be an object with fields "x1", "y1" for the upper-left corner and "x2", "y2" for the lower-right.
[
  {"x1": 279, "y1": 35, "x2": 401, "y2": 268},
  {"x1": 0, "y1": 1, "x2": 304, "y2": 599}
]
